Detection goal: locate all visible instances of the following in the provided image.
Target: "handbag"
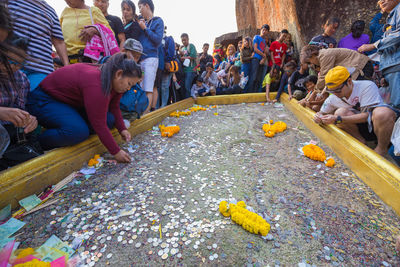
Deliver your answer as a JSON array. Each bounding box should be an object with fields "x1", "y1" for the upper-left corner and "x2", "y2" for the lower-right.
[{"x1": 0, "y1": 125, "x2": 43, "y2": 171}]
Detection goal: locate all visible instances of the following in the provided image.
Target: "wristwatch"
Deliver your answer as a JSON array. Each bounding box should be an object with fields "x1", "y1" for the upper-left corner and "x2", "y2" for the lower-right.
[{"x1": 334, "y1": 115, "x2": 342, "y2": 125}]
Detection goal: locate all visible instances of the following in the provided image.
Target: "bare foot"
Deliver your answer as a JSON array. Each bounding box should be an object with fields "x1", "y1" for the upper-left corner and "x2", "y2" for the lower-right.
[{"x1": 272, "y1": 99, "x2": 278, "y2": 103}]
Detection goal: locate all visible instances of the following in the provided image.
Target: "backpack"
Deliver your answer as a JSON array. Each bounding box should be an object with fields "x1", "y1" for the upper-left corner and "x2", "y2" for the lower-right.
[
  {"x1": 120, "y1": 84, "x2": 149, "y2": 116},
  {"x1": 163, "y1": 36, "x2": 179, "y2": 73}
]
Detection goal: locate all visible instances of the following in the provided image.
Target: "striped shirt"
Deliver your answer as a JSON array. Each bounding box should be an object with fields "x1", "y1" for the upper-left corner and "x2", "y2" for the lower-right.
[{"x1": 8, "y1": 0, "x2": 64, "y2": 75}]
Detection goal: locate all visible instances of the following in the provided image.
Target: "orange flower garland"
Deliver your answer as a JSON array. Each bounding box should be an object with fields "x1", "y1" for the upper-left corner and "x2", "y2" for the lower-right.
[
  {"x1": 262, "y1": 121, "x2": 287, "y2": 138},
  {"x1": 302, "y1": 144, "x2": 326, "y2": 162},
  {"x1": 159, "y1": 125, "x2": 180, "y2": 138},
  {"x1": 88, "y1": 154, "x2": 101, "y2": 167},
  {"x1": 325, "y1": 158, "x2": 335, "y2": 167}
]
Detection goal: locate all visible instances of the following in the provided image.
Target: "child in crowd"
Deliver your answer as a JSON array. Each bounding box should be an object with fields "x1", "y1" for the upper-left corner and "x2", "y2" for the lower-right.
[
  {"x1": 191, "y1": 77, "x2": 209, "y2": 99},
  {"x1": 226, "y1": 44, "x2": 239, "y2": 67},
  {"x1": 270, "y1": 30, "x2": 289, "y2": 69},
  {"x1": 218, "y1": 65, "x2": 243, "y2": 95},
  {"x1": 284, "y1": 33, "x2": 295, "y2": 63},
  {"x1": 310, "y1": 17, "x2": 340, "y2": 48},
  {"x1": 240, "y1": 36, "x2": 253, "y2": 80},
  {"x1": 264, "y1": 65, "x2": 281, "y2": 102},
  {"x1": 298, "y1": 75, "x2": 329, "y2": 112},
  {"x1": 288, "y1": 62, "x2": 309, "y2": 100},
  {"x1": 201, "y1": 62, "x2": 218, "y2": 95},
  {"x1": 274, "y1": 61, "x2": 297, "y2": 102}
]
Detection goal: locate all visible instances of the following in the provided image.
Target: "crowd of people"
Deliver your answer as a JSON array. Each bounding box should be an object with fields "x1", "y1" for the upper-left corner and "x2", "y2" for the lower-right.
[{"x1": 0, "y1": 0, "x2": 399, "y2": 170}]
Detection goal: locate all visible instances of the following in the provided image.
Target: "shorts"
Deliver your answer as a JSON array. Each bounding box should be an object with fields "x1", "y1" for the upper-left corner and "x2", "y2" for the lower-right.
[
  {"x1": 140, "y1": 57, "x2": 159, "y2": 93},
  {"x1": 357, "y1": 122, "x2": 377, "y2": 142}
]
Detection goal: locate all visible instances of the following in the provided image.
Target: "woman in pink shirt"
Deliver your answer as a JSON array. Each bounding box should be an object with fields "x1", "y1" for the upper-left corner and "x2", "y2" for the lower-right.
[{"x1": 27, "y1": 53, "x2": 141, "y2": 163}]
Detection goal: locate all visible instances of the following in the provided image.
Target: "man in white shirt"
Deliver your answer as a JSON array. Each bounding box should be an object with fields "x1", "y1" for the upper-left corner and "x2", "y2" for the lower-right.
[{"x1": 314, "y1": 66, "x2": 398, "y2": 156}]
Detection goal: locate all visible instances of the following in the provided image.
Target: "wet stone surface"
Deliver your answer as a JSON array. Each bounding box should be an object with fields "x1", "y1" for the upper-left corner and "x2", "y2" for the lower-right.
[{"x1": 20, "y1": 103, "x2": 400, "y2": 266}]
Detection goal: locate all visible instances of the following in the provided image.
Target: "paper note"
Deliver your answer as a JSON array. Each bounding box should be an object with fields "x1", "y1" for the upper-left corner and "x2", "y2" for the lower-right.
[
  {"x1": 0, "y1": 205, "x2": 11, "y2": 221},
  {"x1": 37, "y1": 235, "x2": 74, "y2": 262},
  {"x1": 0, "y1": 238, "x2": 13, "y2": 250},
  {"x1": 19, "y1": 195, "x2": 42, "y2": 212},
  {"x1": 0, "y1": 218, "x2": 26, "y2": 240}
]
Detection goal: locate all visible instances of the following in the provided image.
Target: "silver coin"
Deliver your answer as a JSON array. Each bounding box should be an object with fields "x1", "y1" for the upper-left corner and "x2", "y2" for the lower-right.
[
  {"x1": 158, "y1": 250, "x2": 163, "y2": 256},
  {"x1": 135, "y1": 242, "x2": 142, "y2": 248},
  {"x1": 106, "y1": 253, "x2": 113, "y2": 259}
]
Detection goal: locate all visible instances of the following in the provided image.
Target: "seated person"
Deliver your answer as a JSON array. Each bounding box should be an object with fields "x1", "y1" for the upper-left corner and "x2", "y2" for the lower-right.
[
  {"x1": 191, "y1": 77, "x2": 209, "y2": 99},
  {"x1": 310, "y1": 17, "x2": 340, "y2": 48},
  {"x1": 27, "y1": 53, "x2": 142, "y2": 163},
  {"x1": 274, "y1": 61, "x2": 297, "y2": 102},
  {"x1": 314, "y1": 66, "x2": 398, "y2": 156},
  {"x1": 338, "y1": 20, "x2": 370, "y2": 51},
  {"x1": 264, "y1": 65, "x2": 282, "y2": 102},
  {"x1": 201, "y1": 62, "x2": 218, "y2": 95},
  {"x1": 299, "y1": 75, "x2": 329, "y2": 112},
  {"x1": 288, "y1": 62, "x2": 309, "y2": 100},
  {"x1": 0, "y1": 41, "x2": 41, "y2": 170},
  {"x1": 217, "y1": 65, "x2": 243, "y2": 95}
]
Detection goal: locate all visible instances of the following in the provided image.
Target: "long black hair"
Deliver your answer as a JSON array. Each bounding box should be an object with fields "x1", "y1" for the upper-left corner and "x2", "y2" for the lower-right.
[
  {"x1": 100, "y1": 53, "x2": 142, "y2": 95},
  {"x1": 121, "y1": 0, "x2": 137, "y2": 21}
]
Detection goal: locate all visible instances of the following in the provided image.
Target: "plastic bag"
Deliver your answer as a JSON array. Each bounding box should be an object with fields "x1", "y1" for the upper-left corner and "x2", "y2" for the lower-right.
[{"x1": 391, "y1": 118, "x2": 400, "y2": 156}]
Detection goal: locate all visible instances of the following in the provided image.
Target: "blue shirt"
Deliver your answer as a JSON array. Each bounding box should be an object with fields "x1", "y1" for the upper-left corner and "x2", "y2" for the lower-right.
[
  {"x1": 8, "y1": 0, "x2": 64, "y2": 75},
  {"x1": 138, "y1": 17, "x2": 164, "y2": 59},
  {"x1": 253, "y1": 35, "x2": 267, "y2": 60}
]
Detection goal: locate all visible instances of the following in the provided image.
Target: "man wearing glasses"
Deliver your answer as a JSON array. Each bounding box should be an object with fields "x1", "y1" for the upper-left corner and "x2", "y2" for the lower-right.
[{"x1": 314, "y1": 66, "x2": 398, "y2": 156}]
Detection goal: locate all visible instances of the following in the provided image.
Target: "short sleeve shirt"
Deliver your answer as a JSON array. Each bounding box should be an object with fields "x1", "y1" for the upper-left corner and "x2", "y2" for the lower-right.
[
  {"x1": 182, "y1": 44, "x2": 197, "y2": 72},
  {"x1": 8, "y1": 0, "x2": 64, "y2": 74},
  {"x1": 106, "y1": 15, "x2": 124, "y2": 45},
  {"x1": 311, "y1": 34, "x2": 337, "y2": 48},
  {"x1": 320, "y1": 80, "x2": 383, "y2": 114},
  {"x1": 124, "y1": 20, "x2": 142, "y2": 41},
  {"x1": 269, "y1": 41, "x2": 288, "y2": 66},
  {"x1": 289, "y1": 70, "x2": 309, "y2": 91},
  {"x1": 253, "y1": 35, "x2": 267, "y2": 60}
]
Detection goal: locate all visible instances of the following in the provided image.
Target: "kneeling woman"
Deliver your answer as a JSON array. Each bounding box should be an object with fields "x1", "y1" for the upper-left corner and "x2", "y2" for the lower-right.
[{"x1": 27, "y1": 53, "x2": 141, "y2": 163}]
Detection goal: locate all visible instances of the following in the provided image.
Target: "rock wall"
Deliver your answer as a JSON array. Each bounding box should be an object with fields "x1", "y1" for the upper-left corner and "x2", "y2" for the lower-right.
[{"x1": 236, "y1": 0, "x2": 381, "y2": 50}]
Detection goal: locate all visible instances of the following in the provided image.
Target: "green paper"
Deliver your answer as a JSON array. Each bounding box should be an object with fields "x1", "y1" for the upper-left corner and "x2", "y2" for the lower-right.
[
  {"x1": 37, "y1": 235, "x2": 75, "y2": 261},
  {"x1": 0, "y1": 204, "x2": 11, "y2": 221},
  {"x1": 0, "y1": 238, "x2": 14, "y2": 250},
  {"x1": 0, "y1": 217, "x2": 25, "y2": 240},
  {"x1": 19, "y1": 194, "x2": 42, "y2": 211}
]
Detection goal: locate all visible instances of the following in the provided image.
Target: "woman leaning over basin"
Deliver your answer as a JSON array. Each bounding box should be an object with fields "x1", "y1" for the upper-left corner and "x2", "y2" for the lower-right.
[{"x1": 27, "y1": 53, "x2": 141, "y2": 163}]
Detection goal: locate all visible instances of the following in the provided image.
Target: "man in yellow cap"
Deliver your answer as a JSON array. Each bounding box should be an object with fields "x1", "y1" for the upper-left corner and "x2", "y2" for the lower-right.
[{"x1": 314, "y1": 66, "x2": 399, "y2": 156}]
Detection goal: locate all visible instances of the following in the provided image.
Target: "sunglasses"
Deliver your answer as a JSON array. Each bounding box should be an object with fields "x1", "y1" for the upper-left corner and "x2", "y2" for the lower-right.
[{"x1": 327, "y1": 82, "x2": 346, "y2": 94}]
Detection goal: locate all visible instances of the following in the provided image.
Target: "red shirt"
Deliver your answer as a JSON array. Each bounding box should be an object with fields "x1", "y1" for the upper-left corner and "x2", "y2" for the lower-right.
[
  {"x1": 40, "y1": 64, "x2": 126, "y2": 155},
  {"x1": 269, "y1": 41, "x2": 288, "y2": 66}
]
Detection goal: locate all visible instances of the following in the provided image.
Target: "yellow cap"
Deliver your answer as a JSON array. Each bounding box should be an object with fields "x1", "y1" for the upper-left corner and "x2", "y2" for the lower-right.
[{"x1": 325, "y1": 66, "x2": 350, "y2": 89}]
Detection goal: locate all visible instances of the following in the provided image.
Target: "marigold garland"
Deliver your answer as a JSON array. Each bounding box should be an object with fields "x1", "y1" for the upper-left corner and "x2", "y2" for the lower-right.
[
  {"x1": 219, "y1": 200, "x2": 271, "y2": 236},
  {"x1": 88, "y1": 154, "x2": 101, "y2": 167},
  {"x1": 170, "y1": 111, "x2": 192, "y2": 118},
  {"x1": 262, "y1": 121, "x2": 287, "y2": 138},
  {"x1": 302, "y1": 144, "x2": 326, "y2": 162},
  {"x1": 325, "y1": 158, "x2": 335, "y2": 167},
  {"x1": 159, "y1": 125, "x2": 180, "y2": 138},
  {"x1": 189, "y1": 106, "x2": 207, "y2": 112}
]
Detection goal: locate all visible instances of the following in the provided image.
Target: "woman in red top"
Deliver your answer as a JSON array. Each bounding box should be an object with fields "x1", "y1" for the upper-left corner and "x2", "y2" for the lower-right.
[{"x1": 27, "y1": 53, "x2": 141, "y2": 163}]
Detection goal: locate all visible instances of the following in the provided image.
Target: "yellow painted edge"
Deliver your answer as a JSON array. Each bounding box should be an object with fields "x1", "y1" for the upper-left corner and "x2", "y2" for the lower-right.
[{"x1": 0, "y1": 98, "x2": 194, "y2": 208}]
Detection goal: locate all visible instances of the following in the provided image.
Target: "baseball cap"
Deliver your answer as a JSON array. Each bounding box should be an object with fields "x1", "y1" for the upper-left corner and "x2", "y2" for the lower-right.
[
  {"x1": 325, "y1": 66, "x2": 354, "y2": 89},
  {"x1": 124, "y1": 39, "x2": 146, "y2": 56}
]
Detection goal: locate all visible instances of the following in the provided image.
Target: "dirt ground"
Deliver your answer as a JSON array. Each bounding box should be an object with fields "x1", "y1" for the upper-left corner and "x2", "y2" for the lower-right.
[{"x1": 19, "y1": 103, "x2": 400, "y2": 266}]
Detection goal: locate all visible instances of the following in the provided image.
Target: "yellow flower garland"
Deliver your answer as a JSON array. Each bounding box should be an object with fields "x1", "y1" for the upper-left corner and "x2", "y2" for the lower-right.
[
  {"x1": 302, "y1": 144, "x2": 326, "y2": 162},
  {"x1": 262, "y1": 121, "x2": 287, "y2": 138},
  {"x1": 189, "y1": 106, "x2": 207, "y2": 112},
  {"x1": 219, "y1": 201, "x2": 270, "y2": 236},
  {"x1": 159, "y1": 125, "x2": 180, "y2": 138}
]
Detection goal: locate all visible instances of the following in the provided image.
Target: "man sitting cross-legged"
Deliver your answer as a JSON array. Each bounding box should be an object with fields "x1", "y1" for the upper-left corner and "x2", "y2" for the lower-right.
[{"x1": 314, "y1": 66, "x2": 399, "y2": 156}]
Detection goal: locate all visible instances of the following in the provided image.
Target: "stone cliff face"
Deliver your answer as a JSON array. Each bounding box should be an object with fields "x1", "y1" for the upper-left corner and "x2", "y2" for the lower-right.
[{"x1": 236, "y1": 0, "x2": 380, "y2": 50}]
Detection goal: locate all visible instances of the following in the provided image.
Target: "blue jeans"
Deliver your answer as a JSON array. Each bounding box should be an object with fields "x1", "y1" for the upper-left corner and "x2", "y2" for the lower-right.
[
  {"x1": 241, "y1": 63, "x2": 251, "y2": 78},
  {"x1": 160, "y1": 73, "x2": 172, "y2": 107},
  {"x1": 389, "y1": 146, "x2": 400, "y2": 166},
  {"x1": 275, "y1": 72, "x2": 290, "y2": 100},
  {"x1": 21, "y1": 69, "x2": 48, "y2": 91},
  {"x1": 383, "y1": 71, "x2": 400, "y2": 109},
  {"x1": 246, "y1": 58, "x2": 260, "y2": 93},
  {"x1": 184, "y1": 72, "x2": 196, "y2": 99},
  {"x1": 26, "y1": 88, "x2": 115, "y2": 150},
  {"x1": 256, "y1": 64, "x2": 268, "y2": 93}
]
